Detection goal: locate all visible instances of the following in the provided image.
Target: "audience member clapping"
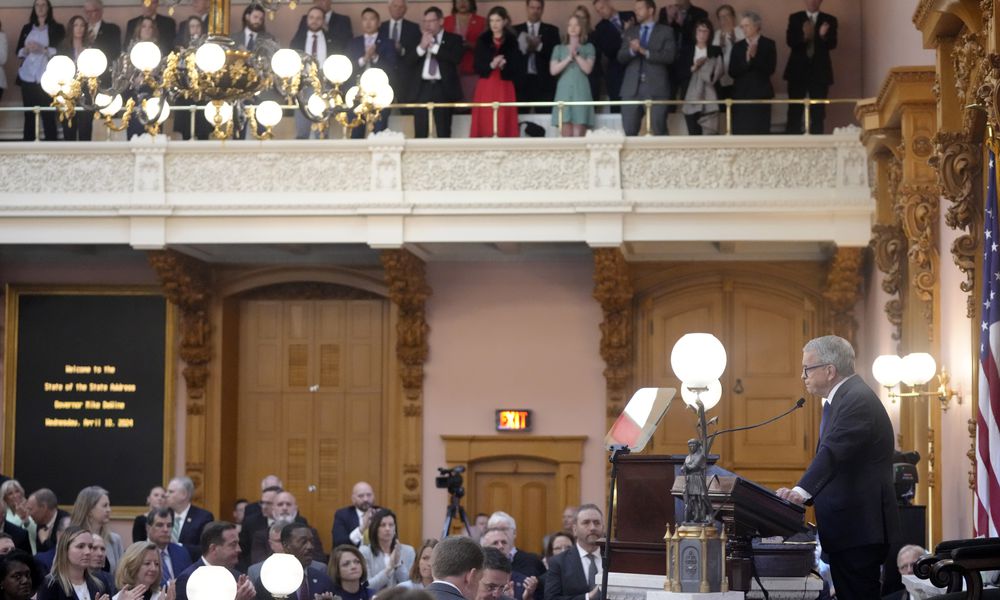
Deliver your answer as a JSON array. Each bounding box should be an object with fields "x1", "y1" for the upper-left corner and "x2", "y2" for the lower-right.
[
  {"x1": 359, "y1": 509, "x2": 414, "y2": 593},
  {"x1": 680, "y1": 18, "x2": 722, "y2": 134},
  {"x1": 550, "y1": 14, "x2": 595, "y2": 136},
  {"x1": 0, "y1": 482, "x2": 34, "y2": 554},
  {"x1": 16, "y1": 0, "x2": 65, "y2": 141},
  {"x1": 470, "y1": 6, "x2": 522, "y2": 138},
  {"x1": 38, "y1": 526, "x2": 109, "y2": 600},
  {"x1": 113, "y1": 542, "x2": 174, "y2": 600}
]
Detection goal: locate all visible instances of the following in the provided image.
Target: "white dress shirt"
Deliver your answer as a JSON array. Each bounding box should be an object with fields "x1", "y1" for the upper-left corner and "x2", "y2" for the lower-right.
[
  {"x1": 306, "y1": 30, "x2": 327, "y2": 62},
  {"x1": 416, "y1": 32, "x2": 443, "y2": 80},
  {"x1": 575, "y1": 543, "x2": 602, "y2": 587}
]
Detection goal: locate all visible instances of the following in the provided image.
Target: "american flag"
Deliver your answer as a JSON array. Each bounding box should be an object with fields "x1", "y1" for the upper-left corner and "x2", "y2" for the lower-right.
[{"x1": 978, "y1": 147, "x2": 1000, "y2": 537}]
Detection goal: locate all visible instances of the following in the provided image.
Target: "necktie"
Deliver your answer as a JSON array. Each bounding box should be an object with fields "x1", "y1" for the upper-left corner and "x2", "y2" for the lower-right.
[
  {"x1": 247, "y1": 32, "x2": 256, "y2": 51},
  {"x1": 310, "y1": 33, "x2": 318, "y2": 57},
  {"x1": 586, "y1": 553, "x2": 598, "y2": 586},
  {"x1": 171, "y1": 517, "x2": 182, "y2": 543},
  {"x1": 391, "y1": 21, "x2": 399, "y2": 42},
  {"x1": 639, "y1": 25, "x2": 649, "y2": 49},
  {"x1": 428, "y1": 52, "x2": 439, "y2": 76},
  {"x1": 297, "y1": 578, "x2": 309, "y2": 600},
  {"x1": 612, "y1": 15, "x2": 621, "y2": 32},
  {"x1": 161, "y1": 549, "x2": 173, "y2": 584},
  {"x1": 819, "y1": 401, "x2": 832, "y2": 439}
]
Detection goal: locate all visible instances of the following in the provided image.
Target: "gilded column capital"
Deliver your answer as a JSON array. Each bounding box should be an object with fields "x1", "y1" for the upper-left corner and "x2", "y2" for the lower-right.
[{"x1": 823, "y1": 247, "x2": 865, "y2": 346}]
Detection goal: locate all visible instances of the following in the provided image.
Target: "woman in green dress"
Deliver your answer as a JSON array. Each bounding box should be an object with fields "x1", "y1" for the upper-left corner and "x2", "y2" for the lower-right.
[{"x1": 549, "y1": 15, "x2": 595, "y2": 137}]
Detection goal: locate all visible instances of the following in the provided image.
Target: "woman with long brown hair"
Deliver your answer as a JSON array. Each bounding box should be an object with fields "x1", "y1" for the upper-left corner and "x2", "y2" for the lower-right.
[{"x1": 37, "y1": 526, "x2": 108, "y2": 600}]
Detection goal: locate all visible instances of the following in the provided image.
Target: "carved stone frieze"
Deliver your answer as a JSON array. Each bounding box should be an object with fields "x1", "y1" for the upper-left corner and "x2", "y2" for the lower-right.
[
  {"x1": 164, "y1": 152, "x2": 369, "y2": 193},
  {"x1": 593, "y1": 248, "x2": 633, "y2": 421},
  {"x1": 401, "y1": 150, "x2": 588, "y2": 191},
  {"x1": 147, "y1": 249, "x2": 213, "y2": 400},
  {"x1": 822, "y1": 247, "x2": 864, "y2": 346},
  {"x1": 381, "y1": 249, "x2": 431, "y2": 402},
  {"x1": 870, "y1": 222, "x2": 906, "y2": 341},
  {"x1": 930, "y1": 131, "x2": 982, "y2": 316},
  {"x1": 897, "y1": 185, "x2": 940, "y2": 341},
  {"x1": 0, "y1": 153, "x2": 132, "y2": 194}
]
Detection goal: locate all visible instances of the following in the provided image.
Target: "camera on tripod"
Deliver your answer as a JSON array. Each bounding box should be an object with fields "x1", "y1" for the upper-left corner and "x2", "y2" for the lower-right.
[{"x1": 436, "y1": 466, "x2": 466, "y2": 498}]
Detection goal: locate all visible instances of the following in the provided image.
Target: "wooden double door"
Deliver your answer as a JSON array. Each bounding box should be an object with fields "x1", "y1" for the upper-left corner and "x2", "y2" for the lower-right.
[
  {"x1": 235, "y1": 298, "x2": 386, "y2": 547},
  {"x1": 636, "y1": 267, "x2": 824, "y2": 491}
]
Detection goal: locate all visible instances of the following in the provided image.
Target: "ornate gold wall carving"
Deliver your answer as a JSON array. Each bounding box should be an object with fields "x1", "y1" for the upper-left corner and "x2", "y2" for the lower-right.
[
  {"x1": 898, "y1": 185, "x2": 941, "y2": 341},
  {"x1": 823, "y1": 247, "x2": 865, "y2": 345},
  {"x1": 871, "y1": 222, "x2": 906, "y2": 341},
  {"x1": 930, "y1": 131, "x2": 983, "y2": 316},
  {"x1": 381, "y1": 250, "x2": 431, "y2": 402},
  {"x1": 592, "y1": 248, "x2": 633, "y2": 423},
  {"x1": 147, "y1": 249, "x2": 213, "y2": 504}
]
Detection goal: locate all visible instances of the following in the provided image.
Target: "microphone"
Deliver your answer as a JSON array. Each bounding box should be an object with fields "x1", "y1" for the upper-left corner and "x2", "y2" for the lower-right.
[{"x1": 710, "y1": 397, "x2": 807, "y2": 437}]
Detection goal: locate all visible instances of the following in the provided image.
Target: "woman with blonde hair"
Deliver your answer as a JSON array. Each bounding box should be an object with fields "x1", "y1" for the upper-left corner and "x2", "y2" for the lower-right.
[
  {"x1": 70, "y1": 488, "x2": 123, "y2": 574},
  {"x1": 0, "y1": 482, "x2": 35, "y2": 554},
  {"x1": 37, "y1": 526, "x2": 108, "y2": 600},
  {"x1": 112, "y1": 542, "x2": 173, "y2": 600}
]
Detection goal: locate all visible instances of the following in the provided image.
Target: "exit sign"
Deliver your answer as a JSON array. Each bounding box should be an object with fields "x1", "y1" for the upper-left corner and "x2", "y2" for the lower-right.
[{"x1": 496, "y1": 409, "x2": 532, "y2": 432}]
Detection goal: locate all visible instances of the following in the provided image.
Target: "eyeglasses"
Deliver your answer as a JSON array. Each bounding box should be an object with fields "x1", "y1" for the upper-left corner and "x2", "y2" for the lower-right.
[
  {"x1": 801, "y1": 363, "x2": 830, "y2": 378},
  {"x1": 481, "y1": 584, "x2": 506, "y2": 593}
]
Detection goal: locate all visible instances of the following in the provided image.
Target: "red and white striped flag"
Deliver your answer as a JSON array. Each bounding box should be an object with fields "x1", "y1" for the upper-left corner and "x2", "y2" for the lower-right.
[{"x1": 977, "y1": 146, "x2": 1000, "y2": 537}]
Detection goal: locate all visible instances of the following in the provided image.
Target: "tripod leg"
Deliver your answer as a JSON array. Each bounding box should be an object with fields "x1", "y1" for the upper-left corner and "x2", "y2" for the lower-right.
[
  {"x1": 457, "y1": 505, "x2": 473, "y2": 538},
  {"x1": 442, "y1": 504, "x2": 456, "y2": 539}
]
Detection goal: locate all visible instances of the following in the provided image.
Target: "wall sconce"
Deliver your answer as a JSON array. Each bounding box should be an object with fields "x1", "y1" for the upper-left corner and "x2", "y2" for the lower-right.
[{"x1": 872, "y1": 353, "x2": 963, "y2": 411}]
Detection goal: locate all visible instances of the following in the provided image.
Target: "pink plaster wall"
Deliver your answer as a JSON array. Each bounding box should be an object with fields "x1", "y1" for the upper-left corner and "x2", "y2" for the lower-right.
[
  {"x1": 860, "y1": 0, "x2": 935, "y2": 97},
  {"x1": 421, "y1": 260, "x2": 606, "y2": 540},
  {"x1": 938, "y1": 203, "x2": 975, "y2": 541}
]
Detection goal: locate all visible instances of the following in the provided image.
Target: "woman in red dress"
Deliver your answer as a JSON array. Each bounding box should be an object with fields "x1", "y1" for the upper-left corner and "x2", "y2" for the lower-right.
[
  {"x1": 470, "y1": 6, "x2": 523, "y2": 137},
  {"x1": 443, "y1": 0, "x2": 485, "y2": 101}
]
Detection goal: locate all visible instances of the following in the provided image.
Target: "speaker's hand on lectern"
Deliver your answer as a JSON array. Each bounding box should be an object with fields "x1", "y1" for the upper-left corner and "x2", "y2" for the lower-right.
[{"x1": 775, "y1": 487, "x2": 805, "y2": 505}]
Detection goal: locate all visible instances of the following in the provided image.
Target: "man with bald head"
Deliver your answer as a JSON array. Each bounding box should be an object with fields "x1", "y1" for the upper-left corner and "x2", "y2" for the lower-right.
[
  {"x1": 251, "y1": 491, "x2": 326, "y2": 564},
  {"x1": 332, "y1": 482, "x2": 377, "y2": 548}
]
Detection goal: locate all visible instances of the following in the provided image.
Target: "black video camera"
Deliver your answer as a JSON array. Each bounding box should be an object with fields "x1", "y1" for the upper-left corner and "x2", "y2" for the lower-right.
[{"x1": 436, "y1": 466, "x2": 466, "y2": 498}]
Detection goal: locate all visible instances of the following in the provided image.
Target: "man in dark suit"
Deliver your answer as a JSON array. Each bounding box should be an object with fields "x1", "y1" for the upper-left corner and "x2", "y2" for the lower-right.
[
  {"x1": 513, "y1": 0, "x2": 560, "y2": 113},
  {"x1": 617, "y1": 0, "x2": 675, "y2": 136},
  {"x1": 379, "y1": 0, "x2": 422, "y2": 105},
  {"x1": 346, "y1": 8, "x2": 397, "y2": 138},
  {"x1": 25, "y1": 489, "x2": 68, "y2": 555},
  {"x1": 476, "y1": 548, "x2": 517, "y2": 600},
  {"x1": 167, "y1": 476, "x2": 216, "y2": 562},
  {"x1": 544, "y1": 505, "x2": 603, "y2": 600},
  {"x1": 481, "y1": 528, "x2": 541, "y2": 600},
  {"x1": 232, "y1": 3, "x2": 276, "y2": 51},
  {"x1": 332, "y1": 481, "x2": 377, "y2": 548},
  {"x1": 782, "y1": 0, "x2": 837, "y2": 134},
  {"x1": 254, "y1": 523, "x2": 335, "y2": 600},
  {"x1": 655, "y1": 0, "x2": 705, "y2": 106},
  {"x1": 83, "y1": 0, "x2": 121, "y2": 58},
  {"x1": 295, "y1": 0, "x2": 353, "y2": 54},
  {"x1": 728, "y1": 11, "x2": 776, "y2": 134},
  {"x1": 249, "y1": 492, "x2": 325, "y2": 565},
  {"x1": 590, "y1": 0, "x2": 633, "y2": 110},
  {"x1": 147, "y1": 508, "x2": 193, "y2": 586},
  {"x1": 412, "y1": 7, "x2": 464, "y2": 138},
  {"x1": 290, "y1": 6, "x2": 339, "y2": 139},
  {"x1": 176, "y1": 522, "x2": 256, "y2": 600},
  {"x1": 777, "y1": 335, "x2": 899, "y2": 600},
  {"x1": 242, "y1": 475, "x2": 282, "y2": 525},
  {"x1": 125, "y1": 0, "x2": 176, "y2": 54},
  {"x1": 428, "y1": 536, "x2": 484, "y2": 600},
  {"x1": 239, "y1": 485, "x2": 282, "y2": 572}
]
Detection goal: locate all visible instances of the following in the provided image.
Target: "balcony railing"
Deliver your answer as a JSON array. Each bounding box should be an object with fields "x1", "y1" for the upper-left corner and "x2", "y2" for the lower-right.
[{"x1": 5, "y1": 97, "x2": 862, "y2": 141}]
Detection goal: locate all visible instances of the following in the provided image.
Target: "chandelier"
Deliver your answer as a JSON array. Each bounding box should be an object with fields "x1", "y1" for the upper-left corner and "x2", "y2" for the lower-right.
[{"x1": 41, "y1": 0, "x2": 394, "y2": 139}]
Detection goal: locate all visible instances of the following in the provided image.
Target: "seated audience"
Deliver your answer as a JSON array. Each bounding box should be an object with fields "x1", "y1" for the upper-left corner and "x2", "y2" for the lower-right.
[
  {"x1": 89, "y1": 535, "x2": 117, "y2": 593},
  {"x1": 37, "y1": 526, "x2": 108, "y2": 600},
  {"x1": 882, "y1": 544, "x2": 926, "y2": 600},
  {"x1": 399, "y1": 539, "x2": 436, "y2": 590},
  {"x1": 476, "y1": 547, "x2": 518, "y2": 600},
  {"x1": 132, "y1": 487, "x2": 166, "y2": 545},
  {"x1": 542, "y1": 531, "x2": 573, "y2": 569},
  {"x1": 239, "y1": 486, "x2": 282, "y2": 573},
  {"x1": 1, "y1": 482, "x2": 35, "y2": 555},
  {"x1": 175, "y1": 522, "x2": 254, "y2": 600},
  {"x1": 680, "y1": 18, "x2": 722, "y2": 134},
  {"x1": 0, "y1": 550, "x2": 43, "y2": 600},
  {"x1": 470, "y1": 6, "x2": 522, "y2": 138},
  {"x1": 28, "y1": 490, "x2": 69, "y2": 556},
  {"x1": 70, "y1": 487, "x2": 123, "y2": 575},
  {"x1": 328, "y1": 545, "x2": 372, "y2": 600},
  {"x1": 250, "y1": 492, "x2": 324, "y2": 566},
  {"x1": 112, "y1": 542, "x2": 172, "y2": 600},
  {"x1": 550, "y1": 14, "x2": 595, "y2": 136},
  {"x1": 145, "y1": 509, "x2": 191, "y2": 587},
  {"x1": 246, "y1": 523, "x2": 288, "y2": 584},
  {"x1": 480, "y1": 529, "x2": 536, "y2": 600},
  {"x1": 728, "y1": 10, "x2": 775, "y2": 134},
  {"x1": 359, "y1": 509, "x2": 414, "y2": 593},
  {"x1": 255, "y1": 524, "x2": 334, "y2": 600},
  {"x1": 34, "y1": 516, "x2": 71, "y2": 573},
  {"x1": 165, "y1": 477, "x2": 214, "y2": 563},
  {"x1": 232, "y1": 500, "x2": 248, "y2": 532}
]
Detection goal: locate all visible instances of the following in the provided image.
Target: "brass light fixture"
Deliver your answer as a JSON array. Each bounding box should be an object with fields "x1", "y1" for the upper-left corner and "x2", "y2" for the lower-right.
[
  {"x1": 41, "y1": 0, "x2": 393, "y2": 138},
  {"x1": 872, "y1": 353, "x2": 964, "y2": 411}
]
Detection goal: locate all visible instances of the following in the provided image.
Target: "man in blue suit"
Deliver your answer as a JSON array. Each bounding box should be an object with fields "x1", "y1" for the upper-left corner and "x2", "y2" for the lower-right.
[
  {"x1": 167, "y1": 477, "x2": 215, "y2": 562},
  {"x1": 346, "y1": 8, "x2": 397, "y2": 138},
  {"x1": 176, "y1": 522, "x2": 256, "y2": 600},
  {"x1": 544, "y1": 505, "x2": 603, "y2": 600},
  {"x1": 331, "y1": 482, "x2": 376, "y2": 548},
  {"x1": 147, "y1": 508, "x2": 193, "y2": 586},
  {"x1": 777, "y1": 335, "x2": 900, "y2": 600},
  {"x1": 254, "y1": 523, "x2": 335, "y2": 600}
]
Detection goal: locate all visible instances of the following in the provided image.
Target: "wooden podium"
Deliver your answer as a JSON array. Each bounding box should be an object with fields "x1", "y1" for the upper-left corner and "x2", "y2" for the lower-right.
[{"x1": 607, "y1": 454, "x2": 807, "y2": 591}]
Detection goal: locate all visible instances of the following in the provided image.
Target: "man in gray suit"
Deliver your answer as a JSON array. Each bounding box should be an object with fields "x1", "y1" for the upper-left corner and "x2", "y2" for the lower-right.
[
  {"x1": 427, "y1": 537, "x2": 484, "y2": 600},
  {"x1": 617, "y1": 0, "x2": 675, "y2": 135}
]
